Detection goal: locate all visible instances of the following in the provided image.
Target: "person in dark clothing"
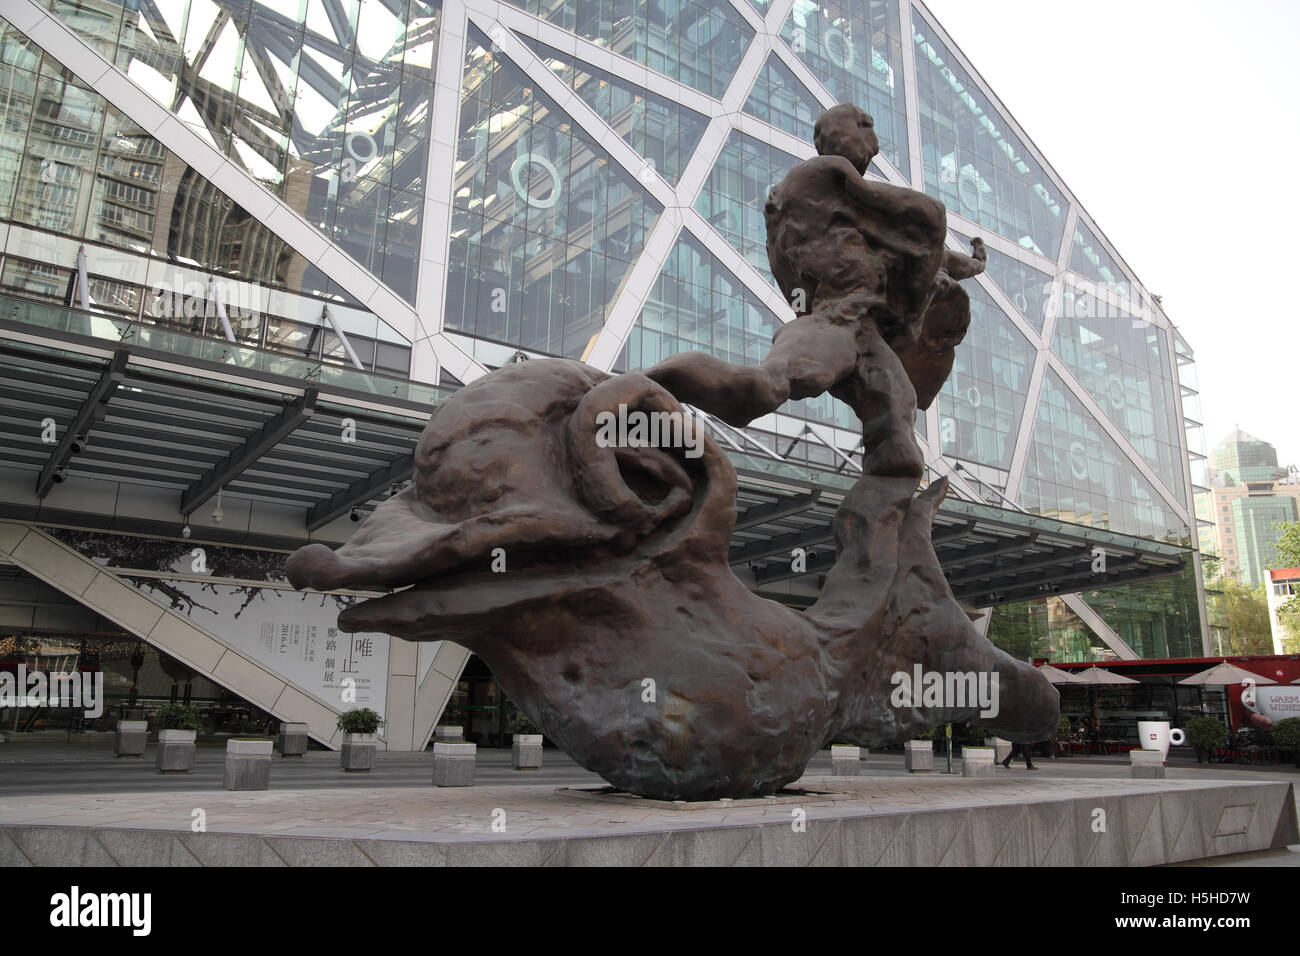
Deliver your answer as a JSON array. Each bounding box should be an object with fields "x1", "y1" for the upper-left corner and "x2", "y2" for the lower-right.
[{"x1": 1001, "y1": 741, "x2": 1037, "y2": 769}]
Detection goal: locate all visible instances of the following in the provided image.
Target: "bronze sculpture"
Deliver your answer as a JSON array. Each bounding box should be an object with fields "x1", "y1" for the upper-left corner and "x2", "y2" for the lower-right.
[{"x1": 286, "y1": 104, "x2": 1059, "y2": 800}]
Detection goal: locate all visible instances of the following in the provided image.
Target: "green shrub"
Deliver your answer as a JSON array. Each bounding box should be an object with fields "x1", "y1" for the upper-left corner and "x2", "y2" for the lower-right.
[
  {"x1": 509, "y1": 710, "x2": 539, "y2": 735},
  {"x1": 336, "y1": 707, "x2": 383, "y2": 734},
  {"x1": 1052, "y1": 715, "x2": 1073, "y2": 741},
  {"x1": 1184, "y1": 716, "x2": 1227, "y2": 752},
  {"x1": 1272, "y1": 717, "x2": 1300, "y2": 754},
  {"x1": 154, "y1": 702, "x2": 201, "y2": 732}
]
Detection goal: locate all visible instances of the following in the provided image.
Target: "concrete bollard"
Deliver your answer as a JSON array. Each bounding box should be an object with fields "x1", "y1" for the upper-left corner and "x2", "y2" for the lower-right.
[
  {"x1": 434, "y1": 724, "x2": 464, "y2": 742},
  {"x1": 511, "y1": 733, "x2": 543, "y2": 770},
  {"x1": 115, "y1": 720, "x2": 147, "y2": 757},
  {"x1": 1130, "y1": 749, "x2": 1166, "y2": 779},
  {"x1": 961, "y1": 746, "x2": 996, "y2": 778},
  {"x1": 155, "y1": 729, "x2": 196, "y2": 772},
  {"x1": 904, "y1": 739, "x2": 934, "y2": 772},
  {"x1": 989, "y1": 738, "x2": 1013, "y2": 764},
  {"x1": 432, "y1": 741, "x2": 476, "y2": 787},
  {"x1": 340, "y1": 732, "x2": 377, "y2": 772},
  {"x1": 277, "y1": 722, "x2": 309, "y2": 757},
  {"x1": 831, "y1": 744, "x2": 861, "y2": 776},
  {"x1": 224, "y1": 738, "x2": 273, "y2": 790}
]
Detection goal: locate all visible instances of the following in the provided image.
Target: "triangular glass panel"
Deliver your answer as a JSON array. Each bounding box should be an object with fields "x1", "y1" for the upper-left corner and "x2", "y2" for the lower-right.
[
  {"x1": 1020, "y1": 369, "x2": 1189, "y2": 545},
  {"x1": 59, "y1": 0, "x2": 442, "y2": 303},
  {"x1": 498, "y1": 0, "x2": 754, "y2": 98},
  {"x1": 743, "y1": 53, "x2": 825, "y2": 141},
  {"x1": 1079, "y1": 564, "x2": 1203, "y2": 660},
  {"x1": 1069, "y1": 217, "x2": 1141, "y2": 301},
  {"x1": 936, "y1": 283, "x2": 1036, "y2": 470},
  {"x1": 911, "y1": 11, "x2": 1067, "y2": 258},
  {"x1": 693, "y1": 131, "x2": 800, "y2": 290},
  {"x1": 1052, "y1": 307, "x2": 1187, "y2": 500},
  {"x1": 952, "y1": 229, "x2": 1052, "y2": 333},
  {"x1": 516, "y1": 35, "x2": 709, "y2": 185},
  {"x1": 443, "y1": 26, "x2": 664, "y2": 359},
  {"x1": 778, "y1": 0, "x2": 909, "y2": 175},
  {"x1": 616, "y1": 230, "x2": 858, "y2": 432}
]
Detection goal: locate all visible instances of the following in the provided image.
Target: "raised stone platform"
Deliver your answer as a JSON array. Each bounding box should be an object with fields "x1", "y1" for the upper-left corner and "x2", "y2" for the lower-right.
[{"x1": 0, "y1": 774, "x2": 1294, "y2": 866}]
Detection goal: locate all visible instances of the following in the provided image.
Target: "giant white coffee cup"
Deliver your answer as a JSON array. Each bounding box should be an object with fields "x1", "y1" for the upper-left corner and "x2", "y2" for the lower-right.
[{"x1": 1138, "y1": 720, "x2": 1185, "y2": 759}]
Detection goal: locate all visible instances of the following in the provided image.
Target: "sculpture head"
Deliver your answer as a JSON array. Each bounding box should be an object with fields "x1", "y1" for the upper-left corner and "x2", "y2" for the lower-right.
[
  {"x1": 285, "y1": 360, "x2": 739, "y2": 630},
  {"x1": 814, "y1": 103, "x2": 879, "y2": 175}
]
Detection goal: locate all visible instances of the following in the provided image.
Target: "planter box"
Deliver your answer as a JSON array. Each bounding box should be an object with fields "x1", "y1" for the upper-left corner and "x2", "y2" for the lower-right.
[
  {"x1": 155, "y1": 728, "x2": 196, "y2": 772},
  {"x1": 434, "y1": 724, "x2": 464, "y2": 742},
  {"x1": 987, "y1": 737, "x2": 1013, "y2": 764},
  {"x1": 341, "y1": 732, "x2": 377, "y2": 772},
  {"x1": 831, "y1": 744, "x2": 860, "y2": 776},
  {"x1": 904, "y1": 739, "x2": 934, "y2": 772},
  {"x1": 1130, "y1": 749, "x2": 1166, "y2": 779},
  {"x1": 278, "y1": 722, "x2": 309, "y2": 757},
  {"x1": 961, "y1": 746, "x2": 996, "y2": 778},
  {"x1": 224, "y1": 739, "x2": 272, "y2": 790},
  {"x1": 114, "y1": 720, "x2": 147, "y2": 757},
  {"x1": 512, "y1": 733, "x2": 543, "y2": 770},
  {"x1": 432, "y1": 741, "x2": 476, "y2": 787}
]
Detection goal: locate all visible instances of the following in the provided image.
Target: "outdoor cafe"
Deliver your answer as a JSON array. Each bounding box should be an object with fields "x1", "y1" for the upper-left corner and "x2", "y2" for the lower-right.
[{"x1": 1040, "y1": 653, "x2": 1300, "y2": 763}]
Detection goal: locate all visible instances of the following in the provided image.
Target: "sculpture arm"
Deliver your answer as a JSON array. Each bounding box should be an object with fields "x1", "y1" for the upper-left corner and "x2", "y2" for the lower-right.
[
  {"x1": 942, "y1": 237, "x2": 986, "y2": 280},
  {"x1": 830, "y1": 157, "x2": 947, "y2": 245}
]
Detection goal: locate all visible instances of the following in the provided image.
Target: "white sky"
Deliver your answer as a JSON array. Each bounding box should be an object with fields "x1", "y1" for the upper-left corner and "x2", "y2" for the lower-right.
[{"x1": 922, "y1": 0, "x2": 1300, "y2": 471}]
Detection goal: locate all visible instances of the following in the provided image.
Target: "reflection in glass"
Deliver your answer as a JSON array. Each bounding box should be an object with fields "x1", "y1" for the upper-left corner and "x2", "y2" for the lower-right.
[
  {"x1": 498, "y1": 0, "x2": 754, "y2": 98},
  {"x1": 444, "y1": 27, "x2": 662, "y2": 358},
  {"x1": 743, "y1": 53, "x2": 825, "y2": 141},
  {"x1": 913, "y1": 17, "x2": 1066, "y2": 257},
  {"x1": 1021, "y1": 369, "x2": 1187, "y2": 544},
  {"x1": 1053, "y1": 311, "x2": 1186, "y2": 500},
  {"x1": 51, "y1": 0, "x2": 443, "y2": 303},
  {"x1": 780, "y1": 0, "x2": 909, "y2": 172},
  {"x1": 694, "y1": 131, "x2": 798, "y2": 289},
  {"x1": 937, "y1": 284, "x2": 1034, "y2": 470},
  {"x1": 520, "y1": 35, "x2": 709, "y2": 185}
]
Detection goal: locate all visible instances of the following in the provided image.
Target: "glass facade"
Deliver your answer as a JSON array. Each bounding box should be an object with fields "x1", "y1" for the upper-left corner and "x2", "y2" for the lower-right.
[
  {"x1": 936, "y1": 283, "x2": 1035, "y2": 471},
  {"x1": 618, "y1": 231, "x2": 776, "y2": 371},
  {"x1": 520, "y1": 35, "x2": 710, "y2": 185},
  {"x1": 0, "y1": 24, "x2": 410, "y2": 374},
  {"x1": 48, "y1": 0, "x2": 443, "y2": 305},
  {"x1": 1021, "y1": 369, "x2": 1188, "y2": 544},
  {"x1": 1080, "y1": 566, "x2": 1203, "y2": 660},
  {"x1": 743, "y1": 53, "x2": 825, "y2": 140},
  {"x1": 952, "y1": 229, "x2": 1052, "y2": 332},
  {"x1": 499, "y1": 0, "x2": 753, "y2": 98},
  {"x1": 780, "y1": 0, "x2": 909, "y2": 172},
  {"x1": 1052, "y1": 311, "x2": 1186, "y2": 500},
  {"x1": 912, "y1": 15, "x2": 1066, "y2": 257},
  {"x1": 443, "y1": 26, "x2": 662, "y2": 358},
  {"x1": 694, "y1": 131, "x2": 798, "y2": 289},
  {"x1": 6, "y1": 1, "x2": 1205, "y2": 661},
  {"x1": 988, "y1": 597, "x2": 1113, "y2": 664},
  {"x1": 1069, "y1": 218, "x2": 1135, "y2": 294}
]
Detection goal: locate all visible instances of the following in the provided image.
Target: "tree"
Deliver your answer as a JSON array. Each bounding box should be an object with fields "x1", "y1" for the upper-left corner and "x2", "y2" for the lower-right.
[
  {"x1": 1272, "y1": 521, "x2": 1300, "y2": 567},
  {"x1": 1221, "y1": 577, "x2": 1273, "y2": 655},
  {"x1": 1269, "y1": 521, "x2": 1300, "y2": 650}
]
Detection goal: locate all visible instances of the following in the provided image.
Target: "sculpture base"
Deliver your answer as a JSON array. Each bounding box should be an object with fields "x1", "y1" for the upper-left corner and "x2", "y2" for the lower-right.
[{"x1": 1, "y1": 775, "x2": 1293, "y2": 867}]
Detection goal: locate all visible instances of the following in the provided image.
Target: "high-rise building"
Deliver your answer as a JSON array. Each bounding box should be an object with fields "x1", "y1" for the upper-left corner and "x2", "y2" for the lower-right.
[
  {"x1": 0, "y1": 0, "x2": 1207, "y2": 749},
  {"x1": 1196, "y1": 430, "x2": 1300, "y2": 587}
]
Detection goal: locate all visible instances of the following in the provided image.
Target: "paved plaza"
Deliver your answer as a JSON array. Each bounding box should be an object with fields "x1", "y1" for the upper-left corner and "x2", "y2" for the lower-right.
[{"x1": 1, "y1": 737, "x2": 1296, "y2": 866}]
